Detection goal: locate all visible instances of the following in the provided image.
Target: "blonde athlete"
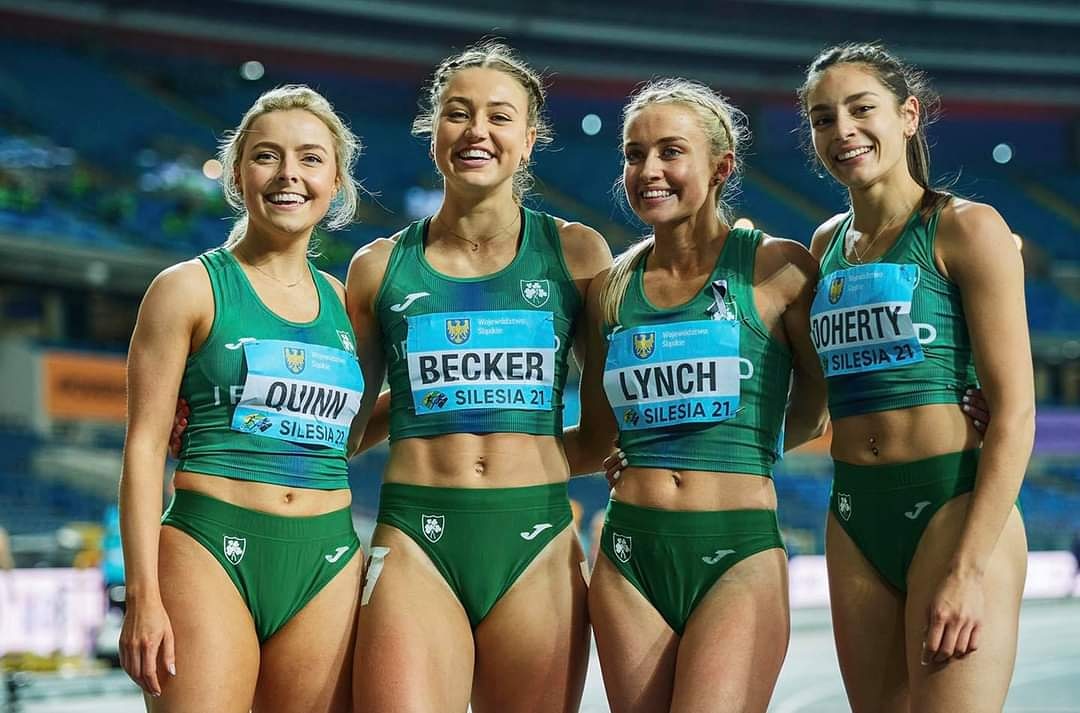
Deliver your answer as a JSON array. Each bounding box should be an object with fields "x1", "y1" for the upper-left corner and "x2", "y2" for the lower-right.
[
  {"x1": 119, "y1": 86, "x2": 368, "y2": 713},
  {"x1": 801, "y1": 44, "x2": 1031, "y2": 712},
  {"x1": 568, "y1": 79, "x2": 828, "y2": 713},
  {"x1": 346, "y1": 42, "x2": 610, "y2": 713}
]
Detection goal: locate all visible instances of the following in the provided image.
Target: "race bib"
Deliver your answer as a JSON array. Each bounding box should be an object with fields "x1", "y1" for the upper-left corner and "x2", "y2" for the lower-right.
[
  {"x1": 604, "y1": 320, "x2": 746, "y2": 431},
  {"x1": 810, "y1": 263, "x2": 927, "y2": 377},
  {"x1": 230, "y1": 340, "x2": 364, "y2": 450},
  {"x1": 406, "y1": 310, "x2": 556, "y2": 414}
]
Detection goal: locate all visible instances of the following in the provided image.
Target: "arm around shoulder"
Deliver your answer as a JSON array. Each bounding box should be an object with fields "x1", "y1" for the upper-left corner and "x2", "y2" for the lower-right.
[
  {"x1": 344, "y1": 237, "x2": 397, "y2": 456},
  {"x1": 563, "y1": 266, "x2": 619, "y2": 476},
  {"x1": 761, "y1": 236, "x2": 829, "y2": 449}
]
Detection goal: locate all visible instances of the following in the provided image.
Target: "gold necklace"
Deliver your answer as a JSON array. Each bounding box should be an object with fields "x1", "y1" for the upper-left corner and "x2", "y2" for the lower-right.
[
  {"x1": 846, "y1": 206, "x2": 913, "y2": 264},
  {"x1": 236, "y1": 246, "x2": 306, "y2": 288},
  {"x1": 434, "y1": 211, "x2": 521, "y2": 252}
]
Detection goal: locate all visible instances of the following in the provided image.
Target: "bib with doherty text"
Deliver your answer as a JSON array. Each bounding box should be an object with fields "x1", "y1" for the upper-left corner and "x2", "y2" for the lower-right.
[{"x1": 810, "y1": 263, "x2": 930, "y2": 378}]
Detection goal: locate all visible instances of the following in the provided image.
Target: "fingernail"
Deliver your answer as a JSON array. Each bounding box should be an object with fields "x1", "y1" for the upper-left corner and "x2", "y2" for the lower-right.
[
  {"x1": 962, "y1": 404, "x2": 970, "y2": 411},
  {"x1": 965, "y1": 388, "x2": 972, "y2": 395},
  {"x1": 618, "y1": 450, "x2": 626, "y2": 459},
  {"x1": 974, "y1": 420, "x2": 982, "y2": 428},
  {"x1": 168, "y1": 664, "x2": 176, "y2": 676},
  {"x1": 962, "y1": 395, "x2": 970, "y2": 403},
  {"x1": 620, "y1": 459, "x2": 628, "y2": 468},
  {"x1": 613, "y1": 471, "x2": 621, "y2": 481}
]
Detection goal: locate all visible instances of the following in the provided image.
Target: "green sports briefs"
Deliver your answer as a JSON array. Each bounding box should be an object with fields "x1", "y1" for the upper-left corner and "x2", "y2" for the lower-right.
[
  {"x1": 600, "y1": 500, "x2": 785, "y2": 635},
  {"x1": 830, "y1": 449, "x2": 987, "y2": 592},
  {"x1": 376, "y1": 481, "x2": 572, "y2": 629},
  {"x1": 161, "y1": 488, "x2": 360, "y2": 641}
]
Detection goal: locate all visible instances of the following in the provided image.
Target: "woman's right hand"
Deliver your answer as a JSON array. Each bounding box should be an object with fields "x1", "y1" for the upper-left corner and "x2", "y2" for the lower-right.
[
  {"x1": 601, "y1": 449, "x2": 627, "y2": 489},
  {"x1": 168, "y1": 400, "x2": 190, "y2": 458},
  {"x1": 119, "y1": 596, "x2": 176, "y2": 697}
]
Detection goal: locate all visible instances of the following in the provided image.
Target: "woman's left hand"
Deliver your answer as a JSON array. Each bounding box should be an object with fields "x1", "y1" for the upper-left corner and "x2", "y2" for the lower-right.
[{"x1": 923, "y1": 569, "x2": 984, "y2": 664}]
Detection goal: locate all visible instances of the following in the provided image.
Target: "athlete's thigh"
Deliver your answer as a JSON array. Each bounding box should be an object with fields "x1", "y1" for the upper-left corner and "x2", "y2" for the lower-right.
[
  {"x1": 905, "y1": 496, "x2": 1026, "y2": 713},
  {"x1": 152, "y1": 525, "x2": 260, "y2": 713},
  {"x1": 471, "y1": 526, "x2": 590, "y2": 713},
  {"x1": 825, "y1": 514, "x2": 909, "y2": 713},
  {"x1": 353, "y1": 524, "x2": 474, "y2": 713},
  {"x1": 670, "y1": 547, "x2": 788, "y2": 713},
  {"x1": 253, "y1": 547, "x2": 362, "y2": 713},
  {"x1": 588, "y1": 552, "x2": 677, "y2": 713}
]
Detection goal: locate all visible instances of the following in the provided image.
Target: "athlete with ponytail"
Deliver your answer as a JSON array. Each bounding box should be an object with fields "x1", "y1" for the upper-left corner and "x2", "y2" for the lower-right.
[{"x1": 800, "y1": 43, "x2": 1031, "y2": 712}]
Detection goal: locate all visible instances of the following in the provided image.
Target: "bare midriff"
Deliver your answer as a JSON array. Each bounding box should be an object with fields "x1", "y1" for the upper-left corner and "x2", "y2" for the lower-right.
[
  {"x1": 830, "y1": 402, "x2": 980, "y2": 466},
  {"x1": 383, "y1": 432, "x2": 570, "y2": 488},
  {"x1": 172, "y1": 470, "x2": 352, "y2": 516},
  {"x1": 612, "y1": 468, "x2": 777, "y2": 512}
]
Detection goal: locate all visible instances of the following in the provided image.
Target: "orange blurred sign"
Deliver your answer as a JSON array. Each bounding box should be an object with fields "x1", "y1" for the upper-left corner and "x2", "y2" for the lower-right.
[{"x1": 42, "y1": 351, "x2": 126, "y2": 422}]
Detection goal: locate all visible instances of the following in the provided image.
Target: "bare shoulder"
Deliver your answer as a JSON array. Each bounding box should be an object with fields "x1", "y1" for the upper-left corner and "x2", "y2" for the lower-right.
[
  {"x1": 757, "y1": 234, "x2": 819, "y2": 306},
  {"x1": 146, "y1": 259, "x2": 211, "y2": 306},
  {"x1": 347, "y1": 234, "x2": 399, "y2": 287},
  {"x1": 934, "y1": 198, "x2": 1018, "y2": 283},
  {"x1": 936, "y1": 197, "x2": 1011, "y2": 247},
  {"x1": 759, "y1": 233, "x2": 819, "y2": 275},
  {"x1": 553, "y1": 217, "x2": 613, "y2": 279},
  {"x1": 138, "y1": 258, "x2": 212, "y2": 330},
  {"x1": 809, "y1": 212, "x2": 848, "y2": 261}
]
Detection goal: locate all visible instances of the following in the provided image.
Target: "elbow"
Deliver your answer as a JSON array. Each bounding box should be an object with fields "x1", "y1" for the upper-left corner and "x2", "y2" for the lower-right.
[
  {"x1": 986, "y1": 401, "x2": 1035, "y2": 448},
  {"x1": 809, "y1": 411, "x2": 830, "y2": 442},
  {"x1": 798, "y1": 402, "x2": 830, "y2": 442}
]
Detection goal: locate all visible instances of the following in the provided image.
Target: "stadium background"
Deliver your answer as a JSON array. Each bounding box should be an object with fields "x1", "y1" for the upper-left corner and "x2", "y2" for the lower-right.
[{"x1": 0, "y1": 0, "x2": 1077, "y2": 710}]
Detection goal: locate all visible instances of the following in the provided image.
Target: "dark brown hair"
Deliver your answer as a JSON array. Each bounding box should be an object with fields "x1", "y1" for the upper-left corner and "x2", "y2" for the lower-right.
[{"x1": 798, "y1": 42, "x2": 951, "y2": 213}]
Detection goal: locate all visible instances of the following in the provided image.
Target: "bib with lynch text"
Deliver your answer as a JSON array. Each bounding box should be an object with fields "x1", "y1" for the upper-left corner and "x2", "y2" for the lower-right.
[{"x1": 604, "y1": 319, "x2": 743, "y2": 431}]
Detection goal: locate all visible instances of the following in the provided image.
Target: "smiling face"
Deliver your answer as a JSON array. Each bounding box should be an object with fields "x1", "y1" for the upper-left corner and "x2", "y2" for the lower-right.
[
  {"x1": 806, "y1": 63, "x2": 919, "y2": 191},
  {"x1": 432, "y1": 67, "x2": 537, "y2": 199},
  {"x1": 622, "y1": 103, "x2": 731, "y2": 228},
  {"x1": 238, "y1": 109, "x2": 338, "y2": 240}
]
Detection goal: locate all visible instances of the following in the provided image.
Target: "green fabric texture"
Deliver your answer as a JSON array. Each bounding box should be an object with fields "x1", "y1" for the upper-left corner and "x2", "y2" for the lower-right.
[
  {"x1": 829, "y1": 449, "x2": 983, "y2": 592},
  {"x1": 609, "y1": 228, "x2": 792, "y2": 475},
  {"x1": 376, "y1": 482, "x2": 572, "y2": 628},
  {"x1": 600, "y1": 500, "x2": 784, "y2": 635},
  {"x1": 817, "y1": 208, "x2": 979, "y2": 418},
  {"x1": 161, "y1": 489, "x2": 359, "y2": 642},
  {"x1": 374, "y1": 207, "x2": 581, "y2": 441},
  {"x1": 177, "y1": 247, "x2": 357, "y2": 489}
]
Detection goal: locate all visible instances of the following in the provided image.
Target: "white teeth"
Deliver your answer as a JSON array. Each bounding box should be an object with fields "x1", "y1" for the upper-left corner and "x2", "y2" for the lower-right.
[
  {"x1": 459, "y1": 149, "x2": 493, "y2": 159},
  {"x1": 837, "y1": 147, "x2": 872, "y2": 161},
  {"x1": 266, "y1": 192, "x2": 306, "y2": 205},
  {"x1": 641, "y1": 189, "x2": 673, "y2": 199}
]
